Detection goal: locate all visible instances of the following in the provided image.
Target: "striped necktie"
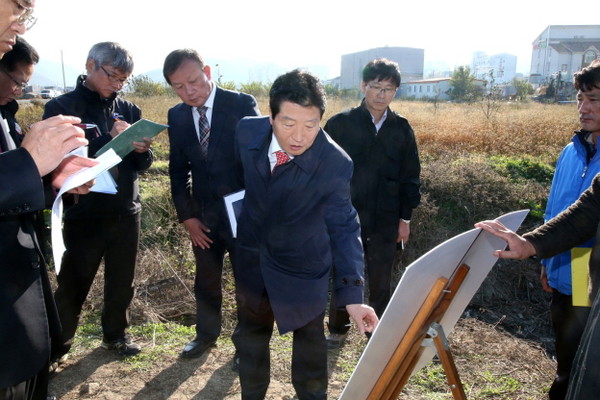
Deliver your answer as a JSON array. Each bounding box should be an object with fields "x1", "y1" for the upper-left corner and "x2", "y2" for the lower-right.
[{"x1": 197, "y1": 106, "x2": 210, "y2": 157}]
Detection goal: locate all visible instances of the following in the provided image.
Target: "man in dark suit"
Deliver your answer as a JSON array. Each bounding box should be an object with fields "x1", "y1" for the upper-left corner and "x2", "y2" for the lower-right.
[
  {"x1": 233, "y1": 69, "x2": 379, "y2": 400},
  {"x1": 324, "y1": 58, "x2": 421, "y2": 348},
  {"x1": 0, "y1": 32, "x2": 95, "y2": 400},
  {"x1": 163, "y1": 49, "x2": 260, "y2": 359}
]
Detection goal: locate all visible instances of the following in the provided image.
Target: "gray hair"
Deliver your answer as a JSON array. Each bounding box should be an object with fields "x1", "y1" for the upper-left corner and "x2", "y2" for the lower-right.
[{"x1": 87, "y1": 42, "x2": 134, "y2": 74}]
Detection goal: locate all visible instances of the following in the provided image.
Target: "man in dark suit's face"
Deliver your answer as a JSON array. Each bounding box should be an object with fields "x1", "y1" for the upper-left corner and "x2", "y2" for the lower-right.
[
  {"x1": 269, "y1": 101, "x2": 320, "y2": 157},
  {"x1": 168, "y1": 58, "x2": 213, "y2": 108}
]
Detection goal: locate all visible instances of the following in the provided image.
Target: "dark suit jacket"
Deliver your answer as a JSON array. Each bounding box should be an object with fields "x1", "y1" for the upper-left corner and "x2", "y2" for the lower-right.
[
  {"x1": 0, "y1": 101, "x2": 61, "y2": 388},
  {"x1": 234, "y1": 116, "x2": 365, "y2": 334},
  {"x1": 167, "y1": 86, "x2": 259, "y2": 233}
]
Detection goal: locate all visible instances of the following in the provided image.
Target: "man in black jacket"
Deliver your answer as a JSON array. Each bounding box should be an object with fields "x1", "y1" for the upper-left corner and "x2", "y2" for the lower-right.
[
  {"x1": 324, "y1": 58, "x2": 421, "y2": 347},
  {"x1": 0, "y1": 34, "x2": 95, "y2": 400},
  {"x1": 44, "y1": 42, "x2": 153, "y2": 359}
]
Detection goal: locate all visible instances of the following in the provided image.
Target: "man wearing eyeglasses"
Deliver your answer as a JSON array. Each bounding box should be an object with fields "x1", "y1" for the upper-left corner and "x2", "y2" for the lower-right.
[
  {"x1": 324, "y1": 58, "x2": 421, "y2": 348},
  {"x1": 43, "y1": 42, "x2": 154, "y2": 361},
  {"x1": 0, "y1": 36, "x2": 35, "y2": 144},
  {"x1": 0, "y1": 3, "x2": 98, "y2": 400},
  {"x1": 0, "y1": 0, "x2": 36, "y2": 57}
]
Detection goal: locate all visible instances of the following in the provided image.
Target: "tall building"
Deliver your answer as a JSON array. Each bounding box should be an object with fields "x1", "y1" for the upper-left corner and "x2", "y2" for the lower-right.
[
  {"x1": 339, "y1": 47, "x2": 424, "y2": 92},
  {"x1": 530, "y1": 25, "x2": 600, "y2": 85},
  {"x1": 472, "y1": 51, "x2": 517, "y2": 84}
]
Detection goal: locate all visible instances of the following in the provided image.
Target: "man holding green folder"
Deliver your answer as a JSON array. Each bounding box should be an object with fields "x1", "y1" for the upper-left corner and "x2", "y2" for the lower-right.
[{"x1": 43, "y1": 41, "x2": 154, "y2": 362}]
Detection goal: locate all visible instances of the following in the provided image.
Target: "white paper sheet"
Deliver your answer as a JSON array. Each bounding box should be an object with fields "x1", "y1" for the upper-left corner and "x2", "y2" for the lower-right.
[
  {"x1": 51, "y1": 148, "x2": 122, "y2": 273},
  {"x1": 224, "y1": 189, "x2": 245, "y2": 238}
]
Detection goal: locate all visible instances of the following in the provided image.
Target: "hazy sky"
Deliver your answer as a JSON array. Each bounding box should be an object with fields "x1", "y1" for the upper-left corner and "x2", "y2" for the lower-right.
[{"x1": 24, "y1": 0, "x2": 597, "y2": 82}]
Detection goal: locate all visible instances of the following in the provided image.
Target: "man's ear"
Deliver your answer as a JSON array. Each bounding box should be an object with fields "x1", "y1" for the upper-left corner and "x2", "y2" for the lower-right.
[
  {"x1": 204, "y1": 65, "x2": 212, "y2": 80},
  {"x1": 85, "y1": 58, "x2": 95, "y2": 73},
  {"x1": 360, "y1": 81, "x2": 367, "y2": 95}
]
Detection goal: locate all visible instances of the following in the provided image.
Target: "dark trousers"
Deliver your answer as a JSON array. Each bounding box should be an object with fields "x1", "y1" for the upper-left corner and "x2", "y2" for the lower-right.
[
  {"x1": 548, "y1": 290, "x2": 591, "y2": 400},
  {"x1": 0, "y1": 362, "x2": 49, "y2": 400},
  {"x1": 566, "y1": 286, "x2": 600, "y2": 400},
  {"x1": 53, "y1": 214, "x2": 140, "y2": 356},
  {"x1": 191, "y1": 228, "x2": 235, "y2": 343},
  {"x1": 233, "y1": 290, "x2": 327, "y2": 400},
  {"x1": 328, "y1": 234, "x2": 396, "y2": 334}
]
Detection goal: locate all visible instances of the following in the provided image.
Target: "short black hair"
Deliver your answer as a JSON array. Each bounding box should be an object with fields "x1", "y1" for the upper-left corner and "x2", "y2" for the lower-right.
[
  {"x1": 269, "y1": 69, "x2": 326, "y2": 119},
  {"x1": 0, "y1": 36, "x2": 39, "y2": 72},
  {"x1": 163, "y1": 49, "x2": 205, "y2": 85},
  {"x1": 574, "y1": 59, "x2": 600, "y2": 92},
  {"x1": 362, "y1": 58, "x2": 401, "y2": 87}
]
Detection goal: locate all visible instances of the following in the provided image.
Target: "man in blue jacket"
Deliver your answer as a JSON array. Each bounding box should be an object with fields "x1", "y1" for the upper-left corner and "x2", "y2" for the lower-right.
[
  {"x1": 540, "y1": 59, "x2": 600, "y2": 400},
  {"x1": 233, "y1": 69, "x2": 378, "y2": 400}
]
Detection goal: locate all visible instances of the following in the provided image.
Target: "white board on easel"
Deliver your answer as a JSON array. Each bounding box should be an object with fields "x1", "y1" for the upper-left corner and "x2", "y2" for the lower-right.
[{"x1": 339, "y1": 209, "x2": 529, "y2": 399}]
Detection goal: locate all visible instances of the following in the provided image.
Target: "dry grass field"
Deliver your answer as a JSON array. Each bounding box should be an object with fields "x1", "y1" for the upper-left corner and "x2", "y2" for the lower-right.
[{"x1": 16, "y1": 96, "x2": 580, "y2": 399}]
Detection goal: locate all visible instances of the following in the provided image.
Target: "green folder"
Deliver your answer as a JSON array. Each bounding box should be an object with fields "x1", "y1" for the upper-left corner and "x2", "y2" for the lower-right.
[
  {"x1": 94, "y1": 119, "x2": 168, "y2": 158},
  {"x1": 572, "y1": 247, "x2": 592, "y2": 307}
]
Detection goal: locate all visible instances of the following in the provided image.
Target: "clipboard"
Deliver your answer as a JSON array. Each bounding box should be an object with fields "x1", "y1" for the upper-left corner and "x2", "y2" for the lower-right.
[{"x1": 95, "y1": 119, "x2": 168, "y2": 158}]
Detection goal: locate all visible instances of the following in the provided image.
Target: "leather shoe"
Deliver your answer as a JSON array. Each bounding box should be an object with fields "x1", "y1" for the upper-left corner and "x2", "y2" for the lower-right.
[{"x1": 180, "y1": 339, "x2": 216, "y2": 359}]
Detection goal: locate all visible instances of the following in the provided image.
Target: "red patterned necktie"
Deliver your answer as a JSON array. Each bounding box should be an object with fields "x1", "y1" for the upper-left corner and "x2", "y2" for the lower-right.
[
  {"x1": 272, "y1": 150, "x2": 290, "y2": 173},
  {"x1": 197, "y1": 106, "x2": 210, "y2": 157}
]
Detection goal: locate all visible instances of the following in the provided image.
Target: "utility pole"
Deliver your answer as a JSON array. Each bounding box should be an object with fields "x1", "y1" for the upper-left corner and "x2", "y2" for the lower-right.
[{"x1": 61, "y1": 50, "x2": 66, "y2": 92}]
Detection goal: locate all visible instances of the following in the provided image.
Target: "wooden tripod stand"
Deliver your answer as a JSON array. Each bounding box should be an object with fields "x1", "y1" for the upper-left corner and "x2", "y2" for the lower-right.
[{"x1": 366, "y1": 264, "x2": 470, "y2": 400}]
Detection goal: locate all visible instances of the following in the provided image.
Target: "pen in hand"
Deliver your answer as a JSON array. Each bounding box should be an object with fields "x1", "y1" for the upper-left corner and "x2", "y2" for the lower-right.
[{"x1": 73, "y1": 123, "x2": 98, "y2": 129}]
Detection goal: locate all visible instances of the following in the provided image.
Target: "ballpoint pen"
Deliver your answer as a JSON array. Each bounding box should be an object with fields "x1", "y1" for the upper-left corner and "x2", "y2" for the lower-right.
[
  {"x1": 73, "y1": 123, "x2": 98, "y2": 129},
  {"x1": 73, "y1": 123, "x2": 101, "y2": 138}
]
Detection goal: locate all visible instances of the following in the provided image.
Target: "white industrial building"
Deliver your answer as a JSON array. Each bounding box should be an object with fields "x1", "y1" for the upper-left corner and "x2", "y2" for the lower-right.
[
  {"x1": 530, "y1": 25, "x2": 600, "y2": 85},
  {"x1": 401, "y1": 78, "x2": 486, "y2": 101}
]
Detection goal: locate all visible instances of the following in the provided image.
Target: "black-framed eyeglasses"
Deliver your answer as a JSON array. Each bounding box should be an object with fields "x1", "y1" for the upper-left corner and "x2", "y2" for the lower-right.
[
  {"x1": 367, "y1": 83, "x2": 397, "y2": 96},
  {"x1": 1, "y1": 68, "x2": 28, "y2": 90},
  {"x1": 14, "y1": 0, "x2": 37, "y2": 30},
  {"x1": 100, "y1": 65, "x2": 128, "y2": 86}
]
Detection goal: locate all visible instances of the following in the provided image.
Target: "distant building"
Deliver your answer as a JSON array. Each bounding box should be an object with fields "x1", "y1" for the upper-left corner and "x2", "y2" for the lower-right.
[
  {"x1": 472, "y1": 51, "x2": 517, "y2": 84},
  {"x1": 401, "y1": 78, "x2": 486, "y2": 101},
  {"x1": 402, "y1": 78, "x2": 452, "y2": 100},
  {"x1": 339, "y1": 46, "x2": 424, "y2": 94},
  {"x1": 530, "y1": 25, "x2": 600, "y2": 86}
]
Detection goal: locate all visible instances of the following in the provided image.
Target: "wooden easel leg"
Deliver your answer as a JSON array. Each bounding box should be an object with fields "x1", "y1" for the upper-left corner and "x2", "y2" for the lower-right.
[{"x1": 429, "y1": 322, "x2": 467, "y2": 400}]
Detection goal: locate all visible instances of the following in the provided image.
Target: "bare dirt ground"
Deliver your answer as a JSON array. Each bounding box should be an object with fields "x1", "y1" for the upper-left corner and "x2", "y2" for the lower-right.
[
  {"x1": 48, "y1": 317, "x2": 554, "y2": 400},
  {"x1": 48, "y1": 257, "x2": 556, "y2": 400}
]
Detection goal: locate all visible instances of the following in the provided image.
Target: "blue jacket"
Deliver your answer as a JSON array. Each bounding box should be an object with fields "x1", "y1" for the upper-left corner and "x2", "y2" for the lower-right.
[
  {"x1": 234, "y1": 116, "x2": 365, "y2": 333},
  {"x1": 543, "y1": 131, "x2": 600, "y2": 294}
]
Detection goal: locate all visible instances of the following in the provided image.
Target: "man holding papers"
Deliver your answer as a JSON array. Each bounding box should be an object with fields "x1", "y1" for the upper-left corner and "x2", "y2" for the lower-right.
[
  {"x1": 163, "y1": 49, "x2": 260, "y2": 361},
  {"x1": 43, "y1": 41, "x2": 153, "y2": 360},
  {"x1": 0, "y1": 30, "x2": 95, "y2": 400},
  {"x1": 233, "y1": 69, "x2": 378, "y2": 399}
]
